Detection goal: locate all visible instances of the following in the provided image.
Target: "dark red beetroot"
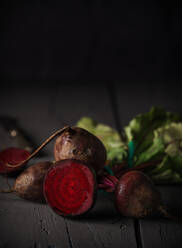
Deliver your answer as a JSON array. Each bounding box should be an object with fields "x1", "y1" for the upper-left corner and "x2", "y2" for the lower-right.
[
  {"x1": 14, "y1": 161, "x2": 53, "y2": 202},
  {"x1": 44, "y1": 159, "x2": 97, "y2": 216},
  {"x1": 0, "y1": 147, "x2": 30, "y2": 174},
  {"x1": 2, "y1": 126, "x2": 105, "y2": 175},
  {"x1": 0, "y1": 161, "x2": 53, "y2": 202},
  {"x1": 98, "y1": 171, "x2": 180, "y2": 221},
  {"x1": 54, "y1": 127, "x2": 106, "y2": 174},
  {"x1": 115, "y1": 171, "x2": 162, "y2": 218}
]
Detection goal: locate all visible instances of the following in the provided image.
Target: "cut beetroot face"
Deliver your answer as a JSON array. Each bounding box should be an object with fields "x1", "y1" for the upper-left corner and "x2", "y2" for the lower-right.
[
  {"x1": 44, "y1": 159, "x2": 97, "y2": 217},
  {"x1": 0, "y1": 147, "x2": 30, "y2": 174}
]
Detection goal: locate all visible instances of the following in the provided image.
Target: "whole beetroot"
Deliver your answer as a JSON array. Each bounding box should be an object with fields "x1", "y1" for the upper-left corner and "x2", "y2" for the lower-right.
[
  {"x1": 1, "y1": 161, "x2": 53, "y2": 202},
  {"x1": 54, "y1": 127, "x2": 106, "y2": 174},
  {"x1": 115, "y1": 171, "x2": 162, "y2": 218},
  {"x1": 99, "y1": 171, "x2": 180, "y2": 221}
]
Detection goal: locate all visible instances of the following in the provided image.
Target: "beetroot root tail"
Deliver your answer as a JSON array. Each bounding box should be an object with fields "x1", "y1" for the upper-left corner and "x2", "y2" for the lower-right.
[
  {"x1": 6, "y1": 126, "x2": 70, "y2": 168},
  {"x1": 0, "y1": 188, "x2": 14, "y2": 193},
  {"x1": 158, "y1": 205, "x2": 182, "y2": 222}
]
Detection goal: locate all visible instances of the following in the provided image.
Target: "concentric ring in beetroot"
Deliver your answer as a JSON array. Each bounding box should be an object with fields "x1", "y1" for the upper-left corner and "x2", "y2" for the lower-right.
[
  {"x1": 0, "y1": 147, "x2": 31, "y2": 174},
  {"x1": 44, "y1": 160, "x2": 95, "y2": 216}
]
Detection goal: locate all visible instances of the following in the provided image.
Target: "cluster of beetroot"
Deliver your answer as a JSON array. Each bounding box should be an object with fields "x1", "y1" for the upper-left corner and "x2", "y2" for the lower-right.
[{"x1": 0, "y1": 127, "x2": 176, "y2": 220}]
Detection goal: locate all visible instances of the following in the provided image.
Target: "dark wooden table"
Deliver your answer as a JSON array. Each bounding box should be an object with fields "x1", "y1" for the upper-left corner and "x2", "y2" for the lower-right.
[{"x1": 0, "y1": 82, "x2": 182, "y2": 248}]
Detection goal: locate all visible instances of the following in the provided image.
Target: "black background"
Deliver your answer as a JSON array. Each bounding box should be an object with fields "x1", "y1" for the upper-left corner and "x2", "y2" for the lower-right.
[
  {"x1": 1, "y1": 0, "x2": 182, "y2": 81},
  {"x1": 1, "y1": 0, "x2": 182, "y2": 153}
]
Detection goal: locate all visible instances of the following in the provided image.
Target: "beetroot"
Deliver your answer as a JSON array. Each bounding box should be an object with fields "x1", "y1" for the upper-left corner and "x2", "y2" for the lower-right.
[
  {"x1": 44, "y1": 159, "x2": 97, "y2": 216},
  {"x1": 54, "y1": 127, "x2": 106, "y2": 174},
  {"x1": 98, "y1": 171, "x2": 180, "y2": 221},
  {"x1": 2, "y1": 126, "x2": 69, "y2": 172},
  {"x1": 1, "y1": 161, "x2": 53, "y2": 202},
  {"x1": 2, "y1": 126, "x2": 106, "y2": 175},
  {"x1": 0, "y1": 147, "x2": 30, "y2": 174},
  {"x1": 114, "y1": 170, "x2": 181, "y2": 221},
  {"x1": 115, "y1": 171, "x2": 162, "y2": 218}
]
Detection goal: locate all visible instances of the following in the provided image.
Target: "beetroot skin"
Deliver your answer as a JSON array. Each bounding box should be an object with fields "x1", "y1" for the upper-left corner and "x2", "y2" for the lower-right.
[
  {"x1": 54, "y1": 127, "x2": 106, "y2": 174},
  {"x1": 13, "y1": 161, "x2": 53, "y2": 202},
  {"x1": 44, "y1": 159, "x2": 97, "y2": 217},
  {"x1": 115, "y1": 171, "x2": 162, "y2": 218},
  {"x1": 0, "y1": 147, "x2": 30, "y2": 174}
]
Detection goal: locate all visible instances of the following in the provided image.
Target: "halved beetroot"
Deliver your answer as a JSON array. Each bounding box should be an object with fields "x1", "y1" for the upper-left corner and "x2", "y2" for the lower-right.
[
  {"x1": 0, "y1": 147, "x2": 30, "y2": 174},
  {"x1": 44, "y1": 159, "x2": 97, "y2": 217}
]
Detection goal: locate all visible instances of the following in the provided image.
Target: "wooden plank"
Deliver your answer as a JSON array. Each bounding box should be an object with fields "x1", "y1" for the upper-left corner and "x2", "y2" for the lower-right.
[
  {"x1": 114, "y1": 81, "x2": 182, "y2": 126},
  {"x1": 51, "y1": 82, "x2": 137, "y2": 248},
  {"x1": 0, "y1": 82, "x2": 65, "y2": 156},
  {"x1": 0, "y1": 81, "x2": 117, "y2": 154},
  {"x1": 0, "y1": 82, "x2": 137, "y2": 248},
  {"x1": 139, "y1": 186, "x2": 182, "y2": 248},
  {"x1": 0, "y1": 158, "x2": 70, "y2": 248},
  {"x1": 52, "y1": 82, "x2": 116, "y2": 127},
  {"x1": 65, "y1": 192, "x2": 136, "y2": 248},
  {"x1": 114, "y1": 81, "x2": 182, "y2": 248}
]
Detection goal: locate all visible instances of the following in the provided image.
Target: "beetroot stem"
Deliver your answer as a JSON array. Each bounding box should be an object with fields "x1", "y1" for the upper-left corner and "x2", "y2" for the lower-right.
[
  {"x1": 135, "y1": 160, "x2": 162, "y2": 170},
  {"x1": 6, "y1": 126, "x2": 70, "y2": 168}
]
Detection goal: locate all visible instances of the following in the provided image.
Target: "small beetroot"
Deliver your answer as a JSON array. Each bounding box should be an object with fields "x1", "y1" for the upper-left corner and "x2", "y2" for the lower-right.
[
  {"x1": 0, "y1": 161, "x2": 53, "y2": 202},
  {"x1": 115, "y1": 171, "x2": 162, "y2": 218},
  {"x1": 54, "y1": 127, "x2": 107, "y2": 174},
  {"x1": 99, "y1": 170, "x2": 179, "y2": 220},
  {"x1": 44, "y1": 159, "x2": 97, "y2": 217},
  {"x1": 0, "y1": 147, "x2": 30, "y2": 174},
  {"x1": 114, "y1": 170, "x2": 181, "y2": 221}
]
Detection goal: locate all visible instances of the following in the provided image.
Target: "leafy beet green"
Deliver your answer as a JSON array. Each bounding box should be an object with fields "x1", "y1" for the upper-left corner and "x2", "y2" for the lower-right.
[
  {"x1": 77, "y1": 107, "x2": 182, "y2": 184},
  {"x1": 124, "y1": 106, "x2": 181, "y2": 155}
]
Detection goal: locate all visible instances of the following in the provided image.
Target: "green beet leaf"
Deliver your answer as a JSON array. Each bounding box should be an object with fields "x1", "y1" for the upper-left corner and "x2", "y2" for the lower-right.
[
  {"x1": 76, "y1": 109, "x2": 182, "y2": 184},
  {"x1": 135, "y1": 122, "x2": 182, "y2": 183},
  {"x1": 149, "y1": 155, "x2": 182, "y2": 184},
  {"x1": 124, "y1": 106, "x2": 181, "y2": 155},
  {"x1": 154, "y1": 122, "x2": 182, "y2": 157},
  {"x1": 76, "y1": 117, "x2": 96, "y2": 134},
  {"x1": 135, "y1": 136, "x2": 165, "y2": 166}
]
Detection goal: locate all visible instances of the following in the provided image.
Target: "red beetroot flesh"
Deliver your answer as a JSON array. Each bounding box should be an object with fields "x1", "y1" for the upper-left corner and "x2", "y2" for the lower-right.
[
  {"x1": 115, "y1": 171, "x2": 161, "y2": 218},
  {"x1": 0, "y1": 147, "x2": 30, "y2": 174},
  {"x1": 44, "y1": 159, "x2": 96, "y2": 216}
]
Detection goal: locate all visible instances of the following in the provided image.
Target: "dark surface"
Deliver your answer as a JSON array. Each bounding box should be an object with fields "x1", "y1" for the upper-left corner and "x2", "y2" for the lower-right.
[
  {"x1": 0, "y1": 82, "x2": 182, "y2": 248},
  {"x1": 1, "y1": 1, "x2": 182, "y2": 81}
]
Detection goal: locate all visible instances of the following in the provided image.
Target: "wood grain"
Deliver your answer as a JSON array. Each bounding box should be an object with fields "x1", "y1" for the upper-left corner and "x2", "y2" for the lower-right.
[
  {"x1": 139, "y1": 186, "x2": 182, "y2": 248},
  {"x1": 114, "y1": 81, "x2": 182, "y2": 126},
  {"x1": 0, "y1": 82, "x2": 137, "y2": 248},
  {"x1": 114, "y1": 82, "x2": 182, "y2": 248},
  {"x1": 1, "y1": 82, "x2": 182, "y2": 248}
]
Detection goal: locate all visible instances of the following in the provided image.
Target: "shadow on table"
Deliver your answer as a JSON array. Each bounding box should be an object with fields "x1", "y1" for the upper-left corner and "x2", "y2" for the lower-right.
[{"x1": 66, "y1": 191, "x2": 122, "y2": 223}]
